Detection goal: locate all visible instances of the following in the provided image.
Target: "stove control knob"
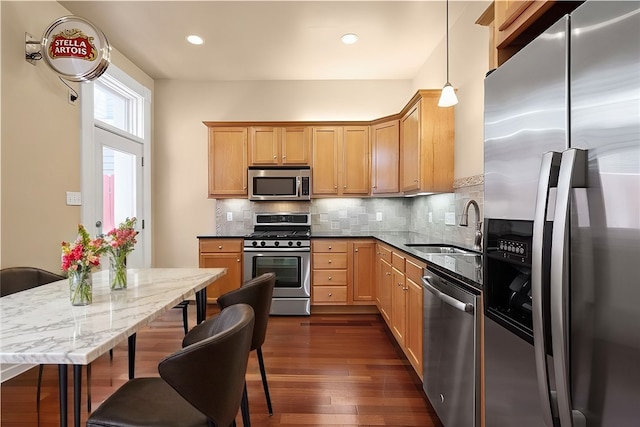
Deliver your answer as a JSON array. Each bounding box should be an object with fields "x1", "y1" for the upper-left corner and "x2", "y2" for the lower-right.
[
  {"x1": 260, "y1": 241, "x2": 266, "y2": 247},
  {"x1": 296, "y1": 241, "x2": 302, "y2": 247},
  {"x1": 252, "y1": 241, "x2": 258, "y2": 247},
  {"x1": 288, "y1": 241, "x2": 294, "y2": 247},
  {"x1": 274, "y1": 241, "x2": 280, "y2": 247}
]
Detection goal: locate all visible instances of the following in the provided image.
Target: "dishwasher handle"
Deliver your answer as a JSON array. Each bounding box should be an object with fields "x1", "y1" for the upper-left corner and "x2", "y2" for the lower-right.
[{"x1": 422, "y1": 275, "x2": 474, "y2": 313}]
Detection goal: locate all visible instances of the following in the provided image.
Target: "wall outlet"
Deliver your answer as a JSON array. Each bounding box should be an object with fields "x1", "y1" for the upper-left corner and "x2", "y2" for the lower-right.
[
  {"x1": 226, "y1": 212, "x2": 233, "y2": 221},
  {"x1": 376, "y1": 212, "x2": 382, "y2": 221},
  {"x1": 428, "y1": 212, "x2": 433, "y2": 223},
  {"x1": 68, "y1": 89, "x2": 78, "y2": 105},
  {"x1": 66, "y1": 191, "x2": 82, "y2": 206},
  {"x1": 445, "y1": 212, "x2": 456, "y2": 225}
]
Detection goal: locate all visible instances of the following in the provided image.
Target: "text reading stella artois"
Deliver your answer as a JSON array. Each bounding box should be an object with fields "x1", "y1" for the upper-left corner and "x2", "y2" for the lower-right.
[{"x1": 49, "y1": 29, "x2": 97, "y2": 61}]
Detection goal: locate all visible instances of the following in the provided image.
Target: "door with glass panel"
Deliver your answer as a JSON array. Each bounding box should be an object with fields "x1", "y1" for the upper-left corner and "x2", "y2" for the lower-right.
[{"x1": 94, "y1": 126, "x2": 143, "y2": 267}]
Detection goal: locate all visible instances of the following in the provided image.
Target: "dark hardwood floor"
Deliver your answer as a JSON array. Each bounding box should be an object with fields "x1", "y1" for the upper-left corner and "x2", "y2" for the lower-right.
[{"x1": 1, "y1": 304, "x2": 442, "y2": 426}]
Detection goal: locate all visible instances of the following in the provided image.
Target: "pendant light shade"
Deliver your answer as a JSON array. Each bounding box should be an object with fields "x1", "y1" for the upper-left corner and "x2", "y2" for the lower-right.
[
  {"x1": 438, "y1": 83, "x2": 458, "y2": 107},
  {"x1": 438, "y1": 0, "x2": 458, "y2": 107}
]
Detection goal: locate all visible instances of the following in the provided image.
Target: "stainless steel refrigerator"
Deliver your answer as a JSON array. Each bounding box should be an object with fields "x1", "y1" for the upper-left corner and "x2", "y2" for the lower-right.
[{"x1": 483, "y1": 1, "x2": 640, "y2": 426}]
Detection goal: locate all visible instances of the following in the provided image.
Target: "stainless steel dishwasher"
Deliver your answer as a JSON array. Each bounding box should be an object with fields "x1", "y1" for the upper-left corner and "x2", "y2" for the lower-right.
[{"x1": 422, "y1": 265, "x2": 480, "y2": 427}]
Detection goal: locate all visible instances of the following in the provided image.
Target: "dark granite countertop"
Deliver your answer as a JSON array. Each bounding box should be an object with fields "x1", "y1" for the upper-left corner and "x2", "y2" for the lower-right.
[
  {"x1": 198, "y1": 231, "x2": 483, "y2": 292},
  {"x1": 312, "y1": 231, "x2": 483, "y2": 291}
]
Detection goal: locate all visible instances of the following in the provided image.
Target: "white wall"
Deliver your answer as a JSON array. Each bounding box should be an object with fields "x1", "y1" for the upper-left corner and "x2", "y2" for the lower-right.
[{"x1": 0, "y1": 1, "x2": 152, "y2": 272}]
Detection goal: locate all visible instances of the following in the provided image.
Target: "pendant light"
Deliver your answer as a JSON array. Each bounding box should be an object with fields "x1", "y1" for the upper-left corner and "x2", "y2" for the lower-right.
[{"x1": 438, "y1": 0, "x2": 458, "y2": 107}]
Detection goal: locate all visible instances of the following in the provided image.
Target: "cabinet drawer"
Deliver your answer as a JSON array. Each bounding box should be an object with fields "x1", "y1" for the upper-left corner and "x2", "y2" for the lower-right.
[
  {"x1": 313, "y1": 270, "x2": 347, "y2": 286},
  {"x1": 406, "y1": 258, "x2": 426, "y2": 284},
  {"x1": 377, "y1": 244, "x2": 392, "y2": 261},
  {"x1": 312, "y1": 286, "x2": 347, "y2": 303},
  {"x1": 392, "y1": 252, "x2": 405, "y2": 271},
  {"x1": 313, "y1": 253, "x2": 348, "y2": 269},
  {"x1": 199, "y1": 239, "x2": 243, "y2": 253},
  {"x1": 312, "y1": 240, "x2": 348, "y2": 253}
]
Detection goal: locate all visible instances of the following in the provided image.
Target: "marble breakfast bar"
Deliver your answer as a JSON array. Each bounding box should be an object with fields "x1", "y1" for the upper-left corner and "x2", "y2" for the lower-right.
[{"x1": 0, "y1": 267, "x2": 227, "y2": 427}]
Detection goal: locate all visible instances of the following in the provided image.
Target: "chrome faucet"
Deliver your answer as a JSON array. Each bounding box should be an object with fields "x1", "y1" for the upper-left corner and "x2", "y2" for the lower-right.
[{"x1": 459, "y1": 199, "x2": 483, "y2": 251}]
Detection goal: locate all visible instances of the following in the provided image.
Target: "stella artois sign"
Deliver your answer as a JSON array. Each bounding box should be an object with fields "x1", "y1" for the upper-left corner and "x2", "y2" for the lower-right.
[{"x1": 42, "y1": 16, "x2": 110, "y2": 82}]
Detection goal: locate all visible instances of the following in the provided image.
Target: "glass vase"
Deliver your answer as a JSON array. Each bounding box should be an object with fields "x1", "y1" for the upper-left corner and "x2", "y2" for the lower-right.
[
  {"x1": 69, "y1": 268, "x2": 93, "y2": 306},
  {"x1": 109, "y1": 251, "x2": 127, "y2": 291}
]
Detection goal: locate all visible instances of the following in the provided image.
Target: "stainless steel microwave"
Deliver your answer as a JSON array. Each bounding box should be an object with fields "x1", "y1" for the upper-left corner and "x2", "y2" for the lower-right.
[{"x1": 248, "y1": 167, "x2": 311, "y2": 201}]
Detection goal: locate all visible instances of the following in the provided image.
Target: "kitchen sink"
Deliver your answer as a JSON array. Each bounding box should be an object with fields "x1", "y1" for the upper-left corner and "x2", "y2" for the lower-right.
[{"x1": 404, "y1": 244, "x2": 478, "y2": 255}]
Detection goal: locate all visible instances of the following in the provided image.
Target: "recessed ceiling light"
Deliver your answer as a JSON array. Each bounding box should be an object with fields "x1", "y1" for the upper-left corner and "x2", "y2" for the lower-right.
[
  {"x1": 186, "y1": 35, "x2": 204, "y2": 45},
  {"x1": 340, "y1": 33, "x2": 359, "y2": 45}
]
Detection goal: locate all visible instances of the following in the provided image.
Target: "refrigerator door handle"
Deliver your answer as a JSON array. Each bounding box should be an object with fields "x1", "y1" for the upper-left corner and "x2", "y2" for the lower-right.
[
  {"x1": 551, "y1": 148, "x2": 587, "y2": 427},
  {"x1": 532, "y1": 151, "x2": 562, "y2": 427}
]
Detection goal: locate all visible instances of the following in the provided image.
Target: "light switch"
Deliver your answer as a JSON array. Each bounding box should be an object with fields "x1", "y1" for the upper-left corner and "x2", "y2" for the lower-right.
[
  {"x1": 66, "y1": 191, "x2": 82, "y2": 206},
  {"x1": 226, "y1": 212, "x2": 233, "y2": 221}
]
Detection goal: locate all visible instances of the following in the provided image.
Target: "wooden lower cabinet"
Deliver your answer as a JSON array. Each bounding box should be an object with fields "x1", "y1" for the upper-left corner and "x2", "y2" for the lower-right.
[
  {"x1": 349, "y1": 240, "x2": 376, "y2": 304},
  {"x1": 405, "y1": 258, "x2": 425, "y2": 376},
  {"x1": 376, "y1": 244, "x2": 393, "y2": 323},
  {"x1": 198, "y1": 238, "x2": 243, "y2": 303},
  {"x1": 375, "y1": 242, "x2": 425, "y2": 378},
  {"x1": 312, "y1": 239, "x2": 348, "y2": 305}
]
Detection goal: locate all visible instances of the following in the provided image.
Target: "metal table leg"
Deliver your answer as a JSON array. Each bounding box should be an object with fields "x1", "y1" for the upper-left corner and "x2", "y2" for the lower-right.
[
  {"x1": 128, "y1": 333, "x2": 137, "y2": 379},
  {"x1": 73, "y1": 365, "x2": 82, "y2": 427},
  {"x1": 58, "y1": 365, "x2": 67, "y2": 427},
  {"x1": 196, "y1": 287, "x2": 207, "y2": 324}
]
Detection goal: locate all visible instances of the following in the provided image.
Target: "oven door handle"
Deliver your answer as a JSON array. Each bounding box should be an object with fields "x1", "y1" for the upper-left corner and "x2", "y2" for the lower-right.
[{"x1": 243, "y1": 247, "x2": 310, "y2": 253}]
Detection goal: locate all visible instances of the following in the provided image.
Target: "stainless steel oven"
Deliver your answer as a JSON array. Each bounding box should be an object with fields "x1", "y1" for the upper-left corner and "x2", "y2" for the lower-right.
[{"x1": 243, "y1": 213, "x2": 311, "y2": 315}]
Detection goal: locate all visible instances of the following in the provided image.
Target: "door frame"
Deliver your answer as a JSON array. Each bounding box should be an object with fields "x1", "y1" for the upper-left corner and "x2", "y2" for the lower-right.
[{"x1": 80, "y1": 63, "x2": 152, "y2": 267}]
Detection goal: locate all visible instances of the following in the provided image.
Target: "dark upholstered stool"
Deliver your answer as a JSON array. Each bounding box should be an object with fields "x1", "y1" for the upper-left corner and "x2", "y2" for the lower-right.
[
  {"x1": 183, "y1": 272, "x2": 276, "y2": 427},
  {"x1": 87, "y1": 303, "x2": 255, "y2": 427}
]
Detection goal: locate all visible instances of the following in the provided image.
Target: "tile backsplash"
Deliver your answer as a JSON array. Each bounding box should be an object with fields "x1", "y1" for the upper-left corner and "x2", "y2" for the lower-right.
[{"x1": 215, "y1": 178, "x2": 484, "y2": 250}]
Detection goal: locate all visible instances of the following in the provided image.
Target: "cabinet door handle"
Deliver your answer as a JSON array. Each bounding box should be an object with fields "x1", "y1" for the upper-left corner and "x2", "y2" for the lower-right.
[
  {"x1": 355, "y1": 248, "x2": 359, "y2": 252},
  {"x1": 386, "y1": 272, "x2": 391, "y2": 276},
  {"x1": 236, "y1": 259, "x2": 240, "y2": 262},
  {"x1": 282, "y1": 155, "x2": 286, "y2": 159},
  {"x1": 273, "y1": 155, "x2": 277, "y2": 159},
  {"x1": 343, "y1": 185, "x2": 347, "y2": 188},
  {"x1": 414, "y1": 179, "x2": 419, "y2": 183}
]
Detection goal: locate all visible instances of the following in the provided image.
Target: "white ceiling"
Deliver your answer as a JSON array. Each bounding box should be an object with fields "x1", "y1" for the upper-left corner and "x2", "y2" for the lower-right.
[{"x1": 59, "y1": 1, "x2": 472, "y2": 81}]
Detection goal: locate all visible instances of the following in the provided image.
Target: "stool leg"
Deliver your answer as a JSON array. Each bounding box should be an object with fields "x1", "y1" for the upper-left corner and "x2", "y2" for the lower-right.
[
  {"x1": 182, "y1": 303, "x2": 189, "y2": 335},
  {"x1": 240, "y1": 381, "x2": 251, "y2": 427},
  {"x1": 257, "y1": 347, "x2": 273, "y2": 415}
]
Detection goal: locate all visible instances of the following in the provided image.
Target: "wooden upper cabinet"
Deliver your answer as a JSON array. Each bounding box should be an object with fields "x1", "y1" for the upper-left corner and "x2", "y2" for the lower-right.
[
  {"x1": 312, "y1": 126, "x2": 370, "y2": 197},
  {"x1": 249, "y1": 127, "x2": 280, "y2": 165},
  {"x1": 399, "y1": 90, "x2": 454, "y2": 194},
  {"x1": 207, "y1": 127, "x2": 248, "y2": 197},
  {"x1": 400, "y1": 103, "x2": 421, "y2": 192},
  {"x1": 342, "y1": 126, "x2": 370, "y2": 195},
  {"x1": 312, "y1": 127, "x2": 341, "y2": 195},
  {"x1": 281, "y1": 127, "x2": 311, "y2": 165},
  {"x1": 494, "y1": 0, "x2": 555, "y2": 49},
  {"x1": 249, "y1": 126, "x2": 311, "y2": 166},
  {"x1": 371, "y1": 119, "x2": 400, "y2": 194},
  {"x1": 481, "y1": 1, "x2": 583, "y2": 66}
]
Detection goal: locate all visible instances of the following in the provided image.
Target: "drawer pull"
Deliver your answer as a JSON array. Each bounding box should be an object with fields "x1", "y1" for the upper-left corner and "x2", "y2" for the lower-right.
[
  {"x1": 328, "y1": 293, "x2": 332, "y2": 297},
  {"x1": 218, "y1": 245, "x2": 222, "y2": 249},
  {"x1": 328, "y1": 276, "x2": 332, "y2": 280},
  {"x1": 328, "y1": 260, "x2": 332, "y2": 264},
  {"x1": 328, "y1": 246, "x2": 332, "y2": 249}
]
